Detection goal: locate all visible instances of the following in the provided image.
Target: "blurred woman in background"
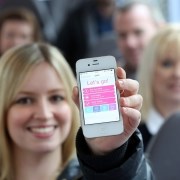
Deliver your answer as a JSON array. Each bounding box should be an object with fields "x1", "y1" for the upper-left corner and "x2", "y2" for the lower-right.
[{"x1": 138, "y1": 24, "x2": 180, "y2": 150}]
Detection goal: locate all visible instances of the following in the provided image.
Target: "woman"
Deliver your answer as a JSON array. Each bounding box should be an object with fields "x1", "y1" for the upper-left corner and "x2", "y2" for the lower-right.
[
  {"x1": 0, "y1": 43, "x2": 149, "y2": 180},
  {"x1": 138, "y1": 24, "x2": 180, "y2": 150},
  {"x1": 0, "y1": 7, "x2": 42, "y2": 55}
]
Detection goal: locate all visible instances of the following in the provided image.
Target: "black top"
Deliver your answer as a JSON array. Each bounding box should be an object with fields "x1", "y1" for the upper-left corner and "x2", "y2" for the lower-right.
[
  {"x1": 55, "y1": 1, "x2": 116, "y2": 75},
  {"x1": 138, "y1": 123, "x2": 153, "y2": 151},
  {"x1": 55, "y1": 1, "x2": 95, "y2": 74},
  {"x1": 58, "y1": 128, "x2": 154, "y2": 180}
]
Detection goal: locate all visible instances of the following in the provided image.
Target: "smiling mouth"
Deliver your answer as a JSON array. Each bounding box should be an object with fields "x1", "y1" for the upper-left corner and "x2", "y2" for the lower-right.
[{"x1": 27, "y1": 125, "x2": 58, "y2": 136}]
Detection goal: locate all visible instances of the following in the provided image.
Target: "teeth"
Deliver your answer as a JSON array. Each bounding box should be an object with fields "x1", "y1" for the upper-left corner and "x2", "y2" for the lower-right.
[{"x1": 30, "y1": 127, "x2": 54, "y2": 134}]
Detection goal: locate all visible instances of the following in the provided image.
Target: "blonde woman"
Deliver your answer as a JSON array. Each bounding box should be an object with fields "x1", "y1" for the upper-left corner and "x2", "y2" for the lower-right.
[
  {"x1": 0, "y1": 43, "x2": 148, "y2": 180},
  {"x1": 138, "y1": 24, "x2": 180, "y2": 150}
]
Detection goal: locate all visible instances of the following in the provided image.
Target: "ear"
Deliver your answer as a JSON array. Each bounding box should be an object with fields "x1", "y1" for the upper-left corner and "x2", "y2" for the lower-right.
[{"x1": 72, "y1": 86, "x2": 80, "y2": 109}]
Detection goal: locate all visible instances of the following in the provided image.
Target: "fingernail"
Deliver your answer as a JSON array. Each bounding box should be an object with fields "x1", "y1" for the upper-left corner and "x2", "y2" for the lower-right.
[{"x1": 119, "y1": 80, "x2": 124, "y2": 87}]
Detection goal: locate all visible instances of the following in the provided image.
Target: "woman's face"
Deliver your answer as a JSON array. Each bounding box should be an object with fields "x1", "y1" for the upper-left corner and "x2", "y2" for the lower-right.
[
  {"x1": 153, "y1": 50, "x2": 180, "y2": 105},
  {"x1": 0, "y1": 20, "x2": 33, "y2": 55},
  {"x1": 7, "y1": 62, "x2": 72, "y2": 153}
]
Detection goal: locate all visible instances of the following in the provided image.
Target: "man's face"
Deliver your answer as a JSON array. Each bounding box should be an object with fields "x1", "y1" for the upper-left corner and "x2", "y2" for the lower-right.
[
  {"x1": 114, "y1": 5, "x2": 158, "y2": 70},
  {"x1": 0, "y1": 20, "x2": 33, "y2": 54}
]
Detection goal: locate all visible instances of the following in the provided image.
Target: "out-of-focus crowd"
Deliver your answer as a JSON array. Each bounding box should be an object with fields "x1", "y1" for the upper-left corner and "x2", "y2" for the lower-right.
[{"x1": 0, "y1": 0, "x2": 179, "y2": 180}]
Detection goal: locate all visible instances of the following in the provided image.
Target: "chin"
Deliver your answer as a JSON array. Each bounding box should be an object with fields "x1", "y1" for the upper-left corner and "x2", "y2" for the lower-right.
[
  {"x1": 31, "y1": 142, "x2": 61, "y2": 154},
  {"x1": 173, "y1": 97, "x2": 180, "y2": 103}
]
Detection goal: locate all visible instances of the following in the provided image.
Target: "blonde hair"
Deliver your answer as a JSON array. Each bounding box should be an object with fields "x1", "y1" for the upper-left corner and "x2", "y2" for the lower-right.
[
  {"x1": 138, "y1": 24, "x2": 180, "y2": 121},
  {"x1": 0, "y1": 43, "x2": 80, "y2": 179}
]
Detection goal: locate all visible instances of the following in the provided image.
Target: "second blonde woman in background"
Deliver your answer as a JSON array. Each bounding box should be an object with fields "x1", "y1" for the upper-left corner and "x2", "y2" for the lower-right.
[{"x1": 138, "y1": 24, "x2": 180, "y2": 150}]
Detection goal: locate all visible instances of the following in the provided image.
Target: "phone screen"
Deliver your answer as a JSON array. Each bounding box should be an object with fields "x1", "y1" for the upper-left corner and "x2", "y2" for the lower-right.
[{"x1": 79, "y1": 69, "x2": 120, "y2": 125}]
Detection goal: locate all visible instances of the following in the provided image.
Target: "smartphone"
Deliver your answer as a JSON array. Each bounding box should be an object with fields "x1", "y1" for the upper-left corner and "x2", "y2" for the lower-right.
[{"x1": 76, "y1": 56, "x2": 123, "y2": 138}]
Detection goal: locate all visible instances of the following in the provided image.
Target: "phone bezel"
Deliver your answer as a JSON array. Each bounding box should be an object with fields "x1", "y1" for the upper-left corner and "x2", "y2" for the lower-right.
[{"x1": 76, "y1": 56, "x2": 124, "y2": 138}]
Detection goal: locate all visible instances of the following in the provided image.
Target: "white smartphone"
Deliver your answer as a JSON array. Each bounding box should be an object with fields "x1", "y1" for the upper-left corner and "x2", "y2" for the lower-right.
[{"x1": 76, "y1": 56, "x2": 124, "y2": 138}]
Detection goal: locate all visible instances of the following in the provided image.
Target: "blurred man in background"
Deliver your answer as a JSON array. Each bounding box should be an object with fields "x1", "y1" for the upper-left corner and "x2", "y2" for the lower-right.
[{"x1": 114, "y1": 0, "x2": 165, "y2": 79}]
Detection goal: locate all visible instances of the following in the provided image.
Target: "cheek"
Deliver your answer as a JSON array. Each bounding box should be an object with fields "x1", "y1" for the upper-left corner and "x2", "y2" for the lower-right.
[
  {"x1": 154, "y1": 68, "x2": 168, "y2": 84},
  {"x1": 152, "y1": 70, "x2": 167, "y2": 95},
  {"x1": 137, "y1": 35, "x2": 147, "y2": 49},
  {"x1": 55, "y1": 104, "x2": 72, "y2": 142},
  {"x1": 0, "y1": 37, "x2": 9, "y2": 47},
  {"x1": 119, "y1": 40, "x2": 128, "y2": 52},
  {"x1": 7, "y1": 108, "x2": 30, "y2": 136},
  {"x1": 56, "y1": 103, "x2": 72, "y2": 127},
  {"x1": 7, "y1": 108, "x2": 21, "y2": 142}
]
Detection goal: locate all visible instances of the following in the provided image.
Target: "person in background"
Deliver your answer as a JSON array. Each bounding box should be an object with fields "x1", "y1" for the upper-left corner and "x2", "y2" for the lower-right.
[
  {"x1": 56, "y1": 0, "x2": 117, "y2": 74},
  {"x1": 114, "y1": 0, "x2": 165, "y2": 79},
  {"x1": 0, "y1": 42, "x2": 152, "y2": 180},
  {"x1": 0, "y1": 0, "x2": 83, "y2": 44},
  {"x1": 138, "y1": 24, "x2": 180, "y2": 150},
  {"x1": 0, "y1": 7, "x2": 42, "y2": 55}
]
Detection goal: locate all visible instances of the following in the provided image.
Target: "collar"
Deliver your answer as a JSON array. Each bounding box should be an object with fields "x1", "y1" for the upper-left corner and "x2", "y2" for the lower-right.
[{"x1": 146, "y1": 108, "x2": 164, "y2": 135}]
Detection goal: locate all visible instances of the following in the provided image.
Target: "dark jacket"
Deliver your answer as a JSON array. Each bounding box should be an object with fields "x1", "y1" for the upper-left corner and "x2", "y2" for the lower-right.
[
  {"x1": 55, "y1": 1, "x2": 117, "y2": 74},
  {"x1": 138, "y1": 123, "x2": 153, "y2": 151},
  {"x1": 57, "y1": 128, "x2": 154, "y2": 180},
  {"x1": 55, "y1": 1, "x2": 93, "y2": 74}
]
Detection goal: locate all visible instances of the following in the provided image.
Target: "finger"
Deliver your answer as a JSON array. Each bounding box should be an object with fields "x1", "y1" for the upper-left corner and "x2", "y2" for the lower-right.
[
  {"x1": 72, "y1": 86, "x2": 80, "y2": 109},
  {"x1": 116, "y1": 79, "x2": 139, "y2": 96},
  {"x1": 116, "y1": 67, "x2": 126, "y2": 79},
  {"x1": 121, "y1": 107, "x2": 141, "y2": 136},
  {"x1": 120, "y1": 94, "x2": 143, "y2": 110}
]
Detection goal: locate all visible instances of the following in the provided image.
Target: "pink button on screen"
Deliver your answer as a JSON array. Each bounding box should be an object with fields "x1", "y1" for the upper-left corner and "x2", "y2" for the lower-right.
[{"x1": 83, "y1": 85, "x2": 116, "y2": 107}]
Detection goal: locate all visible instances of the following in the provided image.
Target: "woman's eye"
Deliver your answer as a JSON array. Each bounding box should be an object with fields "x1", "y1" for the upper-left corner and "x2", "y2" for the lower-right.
[
  {"x1": 50, "y1": 95, "x2": 64, "y2": 103},
  {"x1": 161, "y1": 59, "x2": 174, "y2": 68},
  {"x1": 16, "y1": 97, "x2": 33, "y2": 105}
]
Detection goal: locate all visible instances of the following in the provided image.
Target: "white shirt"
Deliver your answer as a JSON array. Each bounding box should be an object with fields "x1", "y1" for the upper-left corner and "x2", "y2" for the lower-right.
[{"x1": 146, "y1": 108, "x2": 164, "y2": 135}]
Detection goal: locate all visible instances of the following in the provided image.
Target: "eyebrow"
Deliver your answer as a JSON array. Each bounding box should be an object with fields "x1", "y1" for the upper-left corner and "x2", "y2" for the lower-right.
[
  {"x1": 48, "y1": 88, "x2": 66, "y2": 94},
  {"x1": 17, "y1": 88, "x2": 66, "y2": 95}
]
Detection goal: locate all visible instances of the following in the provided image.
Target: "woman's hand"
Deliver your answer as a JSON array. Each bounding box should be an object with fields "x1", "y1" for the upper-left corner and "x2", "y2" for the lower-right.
[{"x1": 72, "y1": 67, "x2": 143, "y2": 155}]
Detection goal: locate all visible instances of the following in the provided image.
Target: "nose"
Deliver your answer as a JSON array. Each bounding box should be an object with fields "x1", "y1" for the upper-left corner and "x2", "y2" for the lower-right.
[
  {"x1": 34, "y1": 99, "x2": 53, "y2": 121},
  {"x1": 125, "y1": 35, "x2": 137, "y2": 48},
  {"x1": 10, "y1": 36, "x2": 25, "y2": 47}
]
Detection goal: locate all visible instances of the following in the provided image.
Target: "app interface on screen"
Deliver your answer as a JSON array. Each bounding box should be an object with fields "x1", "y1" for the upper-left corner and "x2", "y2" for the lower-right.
[{"x1": 80, "y1": 69, "x2": 120, "y2": 125}]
